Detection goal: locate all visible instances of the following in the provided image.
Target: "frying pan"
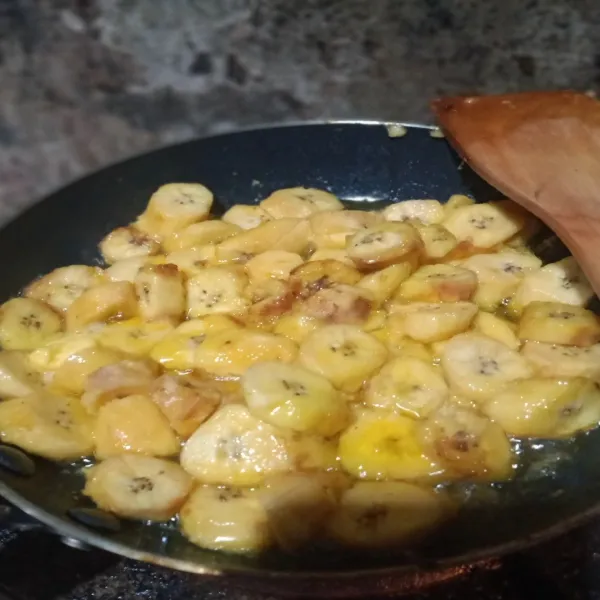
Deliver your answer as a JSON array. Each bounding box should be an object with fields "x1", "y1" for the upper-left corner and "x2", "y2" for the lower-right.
[{"x1": 1, "y1": 122, "x2": 600, "y2": 595}]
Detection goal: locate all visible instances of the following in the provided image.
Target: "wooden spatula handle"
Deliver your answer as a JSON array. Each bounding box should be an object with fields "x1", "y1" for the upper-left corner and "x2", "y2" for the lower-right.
[{"x1": 432, "y1": 91, "x2": 600, "y2": 295}]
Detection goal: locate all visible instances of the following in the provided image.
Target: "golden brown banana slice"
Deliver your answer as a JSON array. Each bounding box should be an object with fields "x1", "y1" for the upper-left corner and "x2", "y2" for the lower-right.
[
  {"x1": 164, "y1": 247, "x2": 217, "y2": 274},
  {"x1": 310, "y1": 209, "x2": 382, "y2": 249},
  {"x1": 272, "y1": 314, "x2": 322, "y2": 344},
  {"x1": 96, "y1": 318, "x2": 173, "y2": 356},
  {"x1": 518, "y1": 302, "x2": 600, "y2": 347},
  {"x1": 290, "y1": 259, "x2": 362, "y2": 299},
  {"x1": 300, "y1": 284, "x2": 373, "y2": 324},
  {"x1": 308, "y1": 248, "x2": 355, "y2": 265},
  {"x1": 83, "y1": 454, "x2": 192, "y2": 521},
  {"x1": 245, "y1": 250, "x2": 304, "y2": 282},
  {"x1": 0, "y1": 297, "x2": 62, "y2": 350},
  {"x1": 99, "y1": 226, "x2": 161, "y2": 264},
  {"x1": 346, "y1": 222, "x2": 422, "y2": 271},
  {"x1": 521, "y1": 341, "x2": 600, "y2": 380},
  {"x1": 0, "y1": 351, "x2": 41, "y2": 398},
  {"x1": 383, "y1": 199, "x2": 444, "y2": 225},
  {"x1": 357, "y1": 263, "x2": 413, "y2": 307},
  {"x1": 261, "y1": 187, "x2": 343, "y2": 219},
  {"x1": 415, "y1": 224, "x2": 459, "y2": 261},
  {"x1": 164, "y1": 220, "x2": 240, "y2": 252},
  {"x1": 221, "y1": 204, "x2": 272, "y2": 230},
  {"x1": 135, "y1": 263, "x2": 185, "y2": 322},
  {"x1": 473, "y1": 312, "x2": 520, "y2": 350},
  {"x1": 186, "y1": 267, "x2": 249, "y2": 317}
]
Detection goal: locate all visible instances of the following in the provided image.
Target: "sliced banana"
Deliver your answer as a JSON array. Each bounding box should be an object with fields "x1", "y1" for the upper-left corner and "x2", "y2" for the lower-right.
[
  {"x1": 66, "y1": 281, "x2": 138, "y2": 332},
  {"x1": 180, "y1": 484, "x2": 271, "y2": 553},
  {"x1": 245, "y1": 250, "x2": 304, "y2": 282},
  {"x1": 285, "y1": 432, "x2": 341, "y2": 471},
  {"x1": 301, "y1": 284, "x2": 373, "y2": 324},
  {"x1": 518, "y1": 301, "x2": 600, "y2": 347},
  {"x1": 136, "y1": 183, "x2": 213, "y2": 239},
  {"x1": 164, "y1": 220, "x2": 241, "y2": 253},
  {"x1": 388, "y1": 302, "x2": 477, "y2": 344},
  {"x1": 422, "y1": 402, "x2": 513, "y2": 480},
  {"x1": 298, "y1": 324, "x2": 388, "y2": 392},
  {"x1": 221, "y1": 204, "x2": 272, "y2": 230},
  {"x1": 308, "y1": 248, "x2": 355, "y2": 265},
  {"x1": 357, "y1": 263, "x2": 413, "y2": 307},
  {"x1": 193, "y1": 328, "x2": 297, "y2": 377},
  {"x1": 415, "y1": 224, "x2": 459, "y2": 260},
  {"x1": 180, "y1": 404, "x2": 292, "y2": 485},
  {"x1": 442, "y1": 200, "x2": 526, "y2": 248},
  {"x1": 522, "y1": 341, "x2": 600, "y2": 380},
  {"x1": 0, "y1": 351, "x2": 41, "y2": 398},
  {"x1": 135, "y1": 263, "x2": 185, "y2": 322},
  {"x1": 441, "y1": 332, "x2": 533, "y2": 402},
  {"x1": 82, "y1": 359, "x2": 158, "y2": 414},
  {"x1": 272, "y1": 314, "x2": 322, "y2": 344},
  {"x1": 509, "y1": 257, "x2": 593, "y2": 315},
  {"x1": 242, "y1": 361, "x2": 349, "y2": 436},
  {"x1": 338, "y1": 410, "x2": 443, "y2": 480},
  {"x1": 99, "y1": 226, "x2": 161, "y2": 264},
  {"x1": 186, "y1": 267, "x2": 249, "y2": 317},
  {"x1": 290, "y1": 259, "x2": 362, "y2": 298},
  {"x1": 484, "y1": 378, "x2": 600, "y2": 438},
  {"x1": 0, "y1": 298, "x2": 62, "y2": 350},
  {"x1": 329, "y1": 481, "x2": 448, "y2": 548},
  {"x1": 165, "y1": 246, "x2": 217, "y2": 275},
  {"x1": 0, "y1": 393, "x2": 93, "y2": 460},
  {"x1": 261, "y1": 187, "x2": 343, "y2": 219},
  {"x1": 83, "y1": 454, "x2": 192, "y2": 521},
  {"x1": 459, "y1": 249, "x2": 543, "y2": 311},
  {"x1": 94, "y1": 394, "x2": 180, "y2": 460},
  {"x1": 26, "y1": 265, "x2": 103, "y2": 312},
  {"x1": 346, "y1": 222, "x2": 422, "y2": 271},
  {"x1": 395, "y1": 263, "x2": 478, "y2": 303},
  {"x1": 104, "y1": 257, "x2": 151, "y2": 283},
  {"x1": 383, "y1": 199, "x2": 444, "y2": 225},
  {"x1": 28, "y1": 332, "x2": 98, "y2": 372},
  {"x1": 97, "y1": 317, "x2": 173, "y2": 356},
  {"x1": 364, "y1": 356, "x2": 448, "y2": 419},
  {"x1": 444, "y1": 194, "x2": 475, "y2": 215},
  {"x1": 310, "y1": 209, "x2": 382, "y2": 249},
  {"x1": 150, "y1": 373, "x2": 224, "y2": 438},
  {"x1": 473, "y1": 312, "x2": 520, "y2": 350}
]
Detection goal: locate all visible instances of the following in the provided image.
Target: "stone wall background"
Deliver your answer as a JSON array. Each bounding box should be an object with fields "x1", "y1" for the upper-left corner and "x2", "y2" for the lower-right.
[{"x1": 0, "y1": 0, "x2": 599, "y2": 221}]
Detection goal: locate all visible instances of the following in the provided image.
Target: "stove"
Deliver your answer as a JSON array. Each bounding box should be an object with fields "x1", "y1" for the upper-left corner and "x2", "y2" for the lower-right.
[{"x1": 1, "y1": 507, "x2": 599, "y2": 600}]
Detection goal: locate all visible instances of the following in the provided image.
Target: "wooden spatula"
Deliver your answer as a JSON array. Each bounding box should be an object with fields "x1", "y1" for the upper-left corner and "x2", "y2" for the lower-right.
[{"x1": 431, "y1": 90, "x2": 600, "y2": 295}]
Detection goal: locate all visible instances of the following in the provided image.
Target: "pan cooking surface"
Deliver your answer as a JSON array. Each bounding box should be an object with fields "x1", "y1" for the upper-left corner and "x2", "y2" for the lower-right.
[{"x1": 1, "y1": 123, "x2": 600, "y2": 577}]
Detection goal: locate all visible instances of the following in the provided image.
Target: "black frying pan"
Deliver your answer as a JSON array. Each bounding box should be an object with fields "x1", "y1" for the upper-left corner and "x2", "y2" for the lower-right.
[{"x1": 0, "y1": 122, "x2": 599, "y2": 595}]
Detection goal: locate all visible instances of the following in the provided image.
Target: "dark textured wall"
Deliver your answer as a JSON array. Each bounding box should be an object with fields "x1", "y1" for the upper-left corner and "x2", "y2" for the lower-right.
[{"x1": 0, "y1": 0, "x2": 598, "y2": 221}]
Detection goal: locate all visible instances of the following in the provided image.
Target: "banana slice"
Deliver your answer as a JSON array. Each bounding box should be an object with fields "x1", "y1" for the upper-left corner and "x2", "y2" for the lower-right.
[
  {"x1": 216, "y1": 218, "x2": 312, "y2": 262},
  {"x1": 473, "y1": 312, "x2": 520, "y2": 350},
  {"x1": 298, "y1": 324, "x2": 387, "y2": 392},
  {"x1": 329, "y1": 481, "x2": 448, "y2": 548},
  {"x1": 28, "y1": 332, "x2": 98, "y2": 372},
  {"x1": 272, "y1": 314, "x2": 322, "y2": 344},
  {"x1": 150, "y1": 316, "x2": 242, "y2": 370},
  {"x1": 383, "y1": 199, "x2": 444, "y2": 225},
  {"x1": 135, "y1": 183, "x2": 213, "y2": 239},
  {"x1": 444, "y1": 194, "x2": 475, "y2": 215},
  {"x1": 135, "y1": 263, "x2": 185, "y2": 322},
  {"x1": 441, "y1": 332, "x2": 533, "y2": 402},
  {"x1": 339, "y1": 410, "x2": 443, "y2": 480},
  {"x1": 66, "y1": 281, "x2": 138, "y2": 331},
  {"x1": 94, "y1": 394, "x2": 180, "y2": 459},
  {"x1": 82, "y1": 359, "x2": 158, "y2": 414},
  {"x1": 310, "y1": 210, "x2": 382, "y2": 249},
  {"x1": 186, "y1": 267, "x2": 249, "y2": 317},
  {"x1": 378, "y1": 322, "x2": 433, "y2": 361},
  {"x1": 422, "y1": 402, "x2": 513, "y2": 480},
  {"x1": 290, "y1": 259, "x2": 362, "y2": 299},
  {"x1": 97, "y1": 317, "x2": 173, "y2": 356},
  {"x1": 308, "y1": 249, "x2": 355, "y2": 265},
  {"x1": 458, "y1": 249, "x2": 543, "y2": 311},
  {"x1": 261, "y1": 187, "x2": 343, "y2": 219},
  {"x1": 301, "y1": 284, "x2": 373, "y2": 324},
  {"x1": 285, "y1": 432, "x2": 341, "y2": 471},
  {"x1": 518, "y1": 301, "x2": 600, "y2": 347},
  {"x1": 357, "y1": 263, "x2": 413, "y2": 307},
  {"x1": 509, "y1": 257, "x2": 593, "y2": 315},
  {"x1": 395, "y1": 263, "x2": 478, "y2": 303},
  {"x1": 388, "y1": 302, "x2": 478, "y2": 343},
  {"x1": 99, "y1": 226, "x2": 161, "y2": 264},
  {"x1": 364, "y1": 356, "x2": 448, "y2": 419},
  {"x1": 442, "y1": 200, "x2": 526, "y2": 248},
  {"x1": 83, "y1": 454, "x2": 192, "y2": 521},
  {"x1": 221, "y1": 204, "x2": 272, "y2": 230},
  {"x1": 180, "y1": 485, "x2": 271, "y2": 553},
  {"x1": 346, "y1": 222, "x2": 422, "y2": 271},
  {"x1": 415, "y1": 224, "x2": 459, "y2": 260},
  {"x1": 164, "y1": 220, "x2": 241, "y2": 253},
  {"x1": 180, "y1": 404, "x2": 292, "y2": 485},
  {"x1": 0, "y1": 351, "x2": 41, "y2": 398},
  {"x1": 0, "y1": 393, "x2": 93, "y2": 460},
  {"x1": 193, "y1": 328, "x2": 297, "y2": 377},
  {"x1": 26, "y1": 265, "x2": 103, "y2": 312},
  {"x1": 165, "y1": 246, "x2": 217, "y2": 275},
  {"x1": 150, "y1": 373, "x2": 224, "y2": 438},
  {"x1": 0, "y1": 298, "x2": 62, "y2": 350},
  {"x1": 242, "y1": 361, "x2": 349, "y2": 436},
  {"x1": 104, "y1": 257, "x2": 151, "y2": 283},
  {"x1": 522, "y1": 341, "x2": 600, "y2": 380},
  {"x1": 245, "y1": 250, "x2": 304, "y2": 282},
  {"x1": 484, "y1": 378, "x2": 600, "y2": 438}
]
